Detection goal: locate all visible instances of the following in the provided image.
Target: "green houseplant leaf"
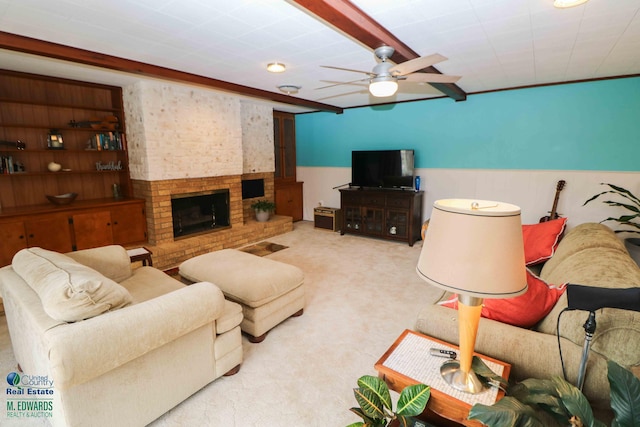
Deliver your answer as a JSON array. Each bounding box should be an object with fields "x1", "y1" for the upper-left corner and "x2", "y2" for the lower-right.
[
  {"x1": 469, "y1": 396, "x2": 548, "y2": 427},
  {"x1": 608, "y1": 360, "x2": 640, "y2": 427},
  {"x1": 354, "y1": 387, "x2": 385, "y2": 420},
  {"x1": 347, "y1": 375, "x2": 430, "y2": 427},
  {"x1": 357, "y1": 376, "x2": 393, "y2": 412},
  {"x1": 395, "y1": 383, "x2": 430, "y2": 417},
  {"x1": 584, "y1": 183, "x2": 640, "y2": 234}
]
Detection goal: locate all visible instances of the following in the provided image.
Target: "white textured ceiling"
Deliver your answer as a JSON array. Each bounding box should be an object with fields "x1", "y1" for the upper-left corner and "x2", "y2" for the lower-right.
[{"x1": 0, "y1": 0, "x2": 639, "y2": 113}]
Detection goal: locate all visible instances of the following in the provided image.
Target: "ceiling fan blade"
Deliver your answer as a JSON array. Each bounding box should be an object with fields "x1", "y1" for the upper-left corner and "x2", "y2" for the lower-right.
[
  {"x1": 404, "y1": 73, "x2": 461, "y2": 84},
  {"x1": 315, "y1": 78, "x2": 369, "y2": 90},
  {"x1": 321, "y1": 65, "x2": 374, "y2": 76},
  {"x1": 390, "y1": 53, "x2": 448, "y2": 76}
]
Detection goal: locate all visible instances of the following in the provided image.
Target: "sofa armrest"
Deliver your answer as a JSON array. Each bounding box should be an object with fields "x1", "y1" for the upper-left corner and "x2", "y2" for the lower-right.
[
  {"x1": 65, "y1": 245, "x2": 132, "y2": 283},
  {"x1": 45, "y1": 281, "x2": 224, "y2": 390}
]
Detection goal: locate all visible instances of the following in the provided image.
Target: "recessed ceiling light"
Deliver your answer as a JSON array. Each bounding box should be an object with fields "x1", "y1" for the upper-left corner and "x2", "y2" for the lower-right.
[
  {"x1": 267, "y1": 62, "x2": 286, "y2": 73},
  {"x1": 554, "y1": 0, "x2": 589, "y2": 8},
  {"x1": 277, "y1": 85, "x2": 301, "y2": 95}
]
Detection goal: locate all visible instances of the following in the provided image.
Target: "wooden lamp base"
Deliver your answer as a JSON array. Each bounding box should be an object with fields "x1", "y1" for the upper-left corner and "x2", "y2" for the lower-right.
[{"x1": 441, "y1": 294, "x2": 487, "y2": 394}]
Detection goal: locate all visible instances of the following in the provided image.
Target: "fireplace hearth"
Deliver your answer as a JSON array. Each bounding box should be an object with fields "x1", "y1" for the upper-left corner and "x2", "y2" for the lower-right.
[{"x1": 172, "y1": 190, "x2": 230, "y2": 238}]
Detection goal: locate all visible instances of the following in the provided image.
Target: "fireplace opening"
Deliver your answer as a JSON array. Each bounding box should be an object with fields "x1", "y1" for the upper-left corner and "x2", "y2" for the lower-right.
[{"x1": 172, "y1": 190, "x2": 230, "y2": 239}]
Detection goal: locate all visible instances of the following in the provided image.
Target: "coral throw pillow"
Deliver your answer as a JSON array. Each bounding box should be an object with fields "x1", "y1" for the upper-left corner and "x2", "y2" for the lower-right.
[
  {"x1": 439, "y1": 269, "x2": 566, "y2": 328},
  {"x1": 522, "y1": 218, "x2": 567, "y2": 265}
]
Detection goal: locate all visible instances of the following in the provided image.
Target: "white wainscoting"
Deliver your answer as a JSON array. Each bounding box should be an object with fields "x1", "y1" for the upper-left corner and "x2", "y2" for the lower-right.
[{"x1": 298, "y1": 166, "x2": 640, "y2": 233}]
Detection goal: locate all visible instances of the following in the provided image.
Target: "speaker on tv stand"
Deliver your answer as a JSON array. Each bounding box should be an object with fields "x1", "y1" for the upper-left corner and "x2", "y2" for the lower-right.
[{"x1": 314, "y1": 207, "x2": 342, "y2": 232}]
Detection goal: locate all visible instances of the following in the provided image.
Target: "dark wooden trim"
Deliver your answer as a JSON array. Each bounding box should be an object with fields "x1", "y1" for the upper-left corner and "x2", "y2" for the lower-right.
[
  {"x1": 0, "y1": 31, "x2": 344, "y2": 114},
  {"x1": 468, "y1": 73, "x2": 640, "y2": 97},
  {"x1": 291, "y1": 0, "x2": 467, "y2": 101}
]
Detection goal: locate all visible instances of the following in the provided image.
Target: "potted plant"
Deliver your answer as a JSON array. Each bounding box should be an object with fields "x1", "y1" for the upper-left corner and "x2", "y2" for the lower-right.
[
  {"x1": 346, "y1": 375, "x2": 430, "y2": 427},
  {"x1": 250, "y1": 199, "x2": 276, "y2": 222},
  {"x1": 468, "y1": 360, "x2": 640, "y2": 427},
  {"x1": 583, "y1": 183, "x2": 640, "y2": 265}
]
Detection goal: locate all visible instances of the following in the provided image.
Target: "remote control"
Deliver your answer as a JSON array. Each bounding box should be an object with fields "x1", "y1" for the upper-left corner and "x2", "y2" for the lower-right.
[{"x1": 429, "y1": 348, "x2": 457, "y2": 359}]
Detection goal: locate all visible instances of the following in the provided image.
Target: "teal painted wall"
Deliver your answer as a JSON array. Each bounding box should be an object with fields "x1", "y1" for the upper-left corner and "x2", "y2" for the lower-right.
[{"x1": 296, "y1": 77, "x2": 640, "y2": 171}]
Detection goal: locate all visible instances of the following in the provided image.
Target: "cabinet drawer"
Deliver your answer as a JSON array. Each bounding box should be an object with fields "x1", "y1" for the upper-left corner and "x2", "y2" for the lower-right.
[
  {"x1": 362, "y1": 194, "x2": 385, "y2": 206},
  {"x1": 386, "y1": 196, "x2": 412, "y2": 209},
  {"x1": 341, "y1": 193, "x2": 362, "y2": 205}
]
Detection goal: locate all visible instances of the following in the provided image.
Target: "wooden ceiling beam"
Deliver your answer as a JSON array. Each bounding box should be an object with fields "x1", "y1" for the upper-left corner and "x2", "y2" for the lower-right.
[
  {"x1": 290, "y1": 0, "x2": 467, "y2": 101},
  {"x1": 0, "y1": 31, "x2": 344, "y2": 114}
]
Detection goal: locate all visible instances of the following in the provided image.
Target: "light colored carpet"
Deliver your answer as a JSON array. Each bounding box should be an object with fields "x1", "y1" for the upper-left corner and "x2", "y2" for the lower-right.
[{"x1": 0, "y1": 221, "x2": 444, "y2": 426}]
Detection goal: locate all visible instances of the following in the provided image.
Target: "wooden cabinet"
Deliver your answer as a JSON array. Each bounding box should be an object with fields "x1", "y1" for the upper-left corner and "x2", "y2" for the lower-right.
[
  {"x1": 273, "y1": 111, "x2": 303, "y2": 220},
  {"x1": 111, "y1": 203, "x2": 148, "y2": 245},
  {"x1": 340, "y1": 188, "x2": 423, "y2": 246},
  {"x1": 273, "y1": 111, "x2": 296, "y2": 182},
  {"x1": 275, "y1": 181, "x2": 303, "y2": 221},
  {"x1": 72, "y1": 210, "x2": 113, "y2": 250},
  {"x1": 0, "y1": 70, "x2": 146, "y2": 266},
  {"x1": 0, "y1": 69, "x2": 131, "y2": 209},
  {"x1": 0, "y1": 198, "x2": 146, "y2": 266}
]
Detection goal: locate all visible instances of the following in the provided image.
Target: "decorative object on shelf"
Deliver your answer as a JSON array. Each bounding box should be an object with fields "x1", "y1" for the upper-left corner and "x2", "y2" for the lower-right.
[
  {"x1": 0, "y1": 156, "x2": 17, "y2": 174},
  {"x1": 347, "y1": 375, "x2": 430, "y2": 427},
  {"x1": 46, "y1": 192, "x2": 78, "y2": 205},
  {"x1": 47, "y1": 130, "x2": 64, "y2": 150},
  {"x1": 69, "y1": 115, "x2": 119, "y2": 130},
  {"x1": 0, "y1": 140, "x2": 25, "y2": 150},
  {"x1": 112, "y1": 184, "x2": 122, "y2": 199},
  {"x1": 87, "y1": 132, "x2": 124, "y2": 151},
  {"x1": 416, "y1": 199, "x2": 527, "y2": 394},
  {"x1": 47, "y1": 161, "x2": 62, "y2": 172},
  {"x1": 95, "y1": 161, "x2": 123, "y2": 171},
  {"x1": 250, "y1": 199, "x2": 276, "y2": 222}
]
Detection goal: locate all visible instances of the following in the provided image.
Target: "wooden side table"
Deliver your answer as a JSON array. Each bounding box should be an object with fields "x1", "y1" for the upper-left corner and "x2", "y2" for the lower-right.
[
  {"x1": 375, "y1": 330, "x2": 511, "y2": 427},
  {"x1": 127, "y1": 247, "x2": 153, "y2": 266}
]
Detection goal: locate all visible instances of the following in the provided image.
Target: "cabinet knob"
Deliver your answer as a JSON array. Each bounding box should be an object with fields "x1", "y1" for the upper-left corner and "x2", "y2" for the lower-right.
[
  {"x1": 113, "y1": 221, "x2": 119, "y2": 225},
  {"x1": 28, "y1": 234, "x2": 34, "y2": 238},
  {"x1": 19, "y1": 235, "x2": 24, "y2": 239},
  {"x1": 107, "y1": 223, "x2": 111, "y2": 226}
]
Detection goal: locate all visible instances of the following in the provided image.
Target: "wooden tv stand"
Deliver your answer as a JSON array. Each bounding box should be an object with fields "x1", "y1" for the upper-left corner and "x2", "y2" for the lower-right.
[{"x1": 339, "y1": 188, "x2": 423, "y2": 246}]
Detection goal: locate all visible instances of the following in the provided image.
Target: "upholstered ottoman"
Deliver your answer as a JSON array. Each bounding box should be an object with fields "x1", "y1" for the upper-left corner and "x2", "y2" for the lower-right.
[{"x1": 179, "y1": 249, "x2": 305, "y2": 343}]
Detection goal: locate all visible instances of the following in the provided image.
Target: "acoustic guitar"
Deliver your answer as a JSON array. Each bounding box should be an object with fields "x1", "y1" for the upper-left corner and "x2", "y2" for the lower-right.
[{"x1": 540, "y1": 180, "x2": 566, "y2": 223}]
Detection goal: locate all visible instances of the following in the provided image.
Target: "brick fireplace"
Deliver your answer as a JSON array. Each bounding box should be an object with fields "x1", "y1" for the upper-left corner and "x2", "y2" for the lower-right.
[
  {"x1": 131, "y1": 172, "x2": 291, "y2": 269},
  {"x1": 124, "y1": 80, "x2": 290, "y2": 269}
]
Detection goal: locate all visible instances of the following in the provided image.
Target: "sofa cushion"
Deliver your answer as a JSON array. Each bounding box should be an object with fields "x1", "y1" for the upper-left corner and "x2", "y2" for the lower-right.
[
  {"x1": 522, "y1": 218, "x2": 567, "y2": 265},
  {"x1": 440, "y1": 269, "x2": 566, "y2": 328},
  {"x1": 12, "y1": 247, "x2": 132, "y2": 322}
]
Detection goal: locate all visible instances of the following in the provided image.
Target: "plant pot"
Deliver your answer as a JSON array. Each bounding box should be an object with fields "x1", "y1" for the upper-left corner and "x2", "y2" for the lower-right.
[
  {"x1": 624, "y1": 238, "x2": 640, "y2": 267},
  {"x1": 255, "y1": 209, "x2": 270, "y2": 222}
]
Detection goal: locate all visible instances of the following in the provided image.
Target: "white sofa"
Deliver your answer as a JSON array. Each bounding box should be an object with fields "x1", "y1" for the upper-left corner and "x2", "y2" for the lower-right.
[{"x1": 0, "y1": 245, "x2": 243, "y2": 427}]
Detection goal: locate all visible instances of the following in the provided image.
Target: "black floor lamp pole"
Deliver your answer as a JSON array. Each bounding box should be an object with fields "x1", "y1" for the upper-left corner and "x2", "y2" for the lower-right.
[{"x1": 576, "y1": 311, "x2": 596, "y2": 391}]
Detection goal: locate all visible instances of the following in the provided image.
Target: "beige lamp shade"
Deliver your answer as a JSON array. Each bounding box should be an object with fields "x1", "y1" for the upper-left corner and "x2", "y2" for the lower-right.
[{"x1": 416, "y1": 199, "x2": 527, "y2": 299}]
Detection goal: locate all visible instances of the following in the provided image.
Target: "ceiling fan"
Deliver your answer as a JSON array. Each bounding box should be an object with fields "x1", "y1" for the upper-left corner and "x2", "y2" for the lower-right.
[{"x1": 319, "y1": 45, "x2": 461, "y2": 97}]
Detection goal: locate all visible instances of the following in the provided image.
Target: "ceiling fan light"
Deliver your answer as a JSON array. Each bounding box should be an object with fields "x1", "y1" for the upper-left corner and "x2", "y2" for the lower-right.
[
  {"x1": 553, "y1": 0, "x2": 589, "y2": 8},
  {"x1": 267, "y1": 62, "x2": 286, "y2": 73},
  {"x1": 369, "y1": 79, "x2": 398, "y2": 97}
]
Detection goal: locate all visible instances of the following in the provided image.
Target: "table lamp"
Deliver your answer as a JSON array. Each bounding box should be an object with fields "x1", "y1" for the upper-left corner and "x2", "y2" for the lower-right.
[{"x1": 416, "y1": 199, "x2": 527, "y2": 393}]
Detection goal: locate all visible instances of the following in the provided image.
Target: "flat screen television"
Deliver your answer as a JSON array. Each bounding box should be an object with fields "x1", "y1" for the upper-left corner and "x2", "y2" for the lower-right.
[{"x1": 351, "y1": 149, "x2": 415, "y2": 189}]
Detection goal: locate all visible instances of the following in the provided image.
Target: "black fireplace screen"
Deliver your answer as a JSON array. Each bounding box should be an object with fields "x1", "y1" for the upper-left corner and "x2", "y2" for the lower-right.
[{"x1": 171, "y1": 190, "x2": 230, "y2": 238}]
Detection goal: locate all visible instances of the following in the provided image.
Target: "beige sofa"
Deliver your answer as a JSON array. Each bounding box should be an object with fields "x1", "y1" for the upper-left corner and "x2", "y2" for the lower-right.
[
  {"x1": 416, "y1": 223, "x2": 640, "y2": 419},
  {"x1": 0, "y1": 245, "x2": 243, "y2": 427}
]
